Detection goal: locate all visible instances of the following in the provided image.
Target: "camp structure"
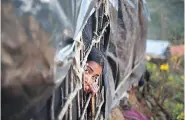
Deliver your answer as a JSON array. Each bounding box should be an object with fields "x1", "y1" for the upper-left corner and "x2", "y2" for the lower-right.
[
  {"x1": 1, "y1": 0, "x2": 150, "y2": 120},
  {"x1": 146, "y1": 39, "x2": 170, "y2": 64}
]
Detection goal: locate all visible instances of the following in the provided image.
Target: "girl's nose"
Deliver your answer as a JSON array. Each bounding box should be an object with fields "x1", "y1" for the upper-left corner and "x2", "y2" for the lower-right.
[{"x1": 85, "y1": 74, "x2": 92, "y2": 84}]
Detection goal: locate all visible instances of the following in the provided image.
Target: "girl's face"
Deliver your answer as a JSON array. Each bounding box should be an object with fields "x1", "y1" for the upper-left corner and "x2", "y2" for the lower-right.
[{"x1": 83, "y1": 61, "x2": 102, "y2": 94}]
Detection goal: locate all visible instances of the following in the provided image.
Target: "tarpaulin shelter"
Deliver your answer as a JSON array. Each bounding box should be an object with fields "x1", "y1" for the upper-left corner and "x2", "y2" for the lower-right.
[
  {"x1": 1, "y1": 0, "x2": 149, "y2": 120},
  {"x1": 146, "y1": 39, "x2": 170, "y2": 57},
  {"x1": 146, "y1": 39, "x2": 171, "y2": 64}
]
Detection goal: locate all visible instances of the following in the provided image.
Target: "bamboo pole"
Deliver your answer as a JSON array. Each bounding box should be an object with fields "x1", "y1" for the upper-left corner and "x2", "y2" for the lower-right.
[
  {"x1": 91, "y1": 96, "x2": 95, "y2": 120},
  {"x1": 77, "y1": 90, "x2": 81, "y2": 118},
  {"x1": 65, "y1": 73, "x2": 69, "y2": 120},
  {"x1": 80, "y1": 94, "x2": 92, "y2": 120},
  {"x1": 58, "y1": 83, "x2": 81, "y2": 120},
  {"x1": 69, "y1": 69, "x2": 73, "y2": 120},
  {"x1": 51, "y1": 91, "x2": 55, "y2": 120},
  {"x1": 95, "y1": 87, "x2": 104, "y2": 120}
]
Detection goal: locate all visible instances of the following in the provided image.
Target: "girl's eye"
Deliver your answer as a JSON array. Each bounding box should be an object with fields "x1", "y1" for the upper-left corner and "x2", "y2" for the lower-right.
[
  {"x1": 85, "y1": 68, "x2": 90, "y2": 74},
  {"x1": 85, "y1": 69, "x2": 89, "y2": 74},
  {"x1": 93, "y1": 76, "x2": 98, "y2": 82},
  {"x1": 84, "y1": 65, "x2": 88, "y2": 71}
]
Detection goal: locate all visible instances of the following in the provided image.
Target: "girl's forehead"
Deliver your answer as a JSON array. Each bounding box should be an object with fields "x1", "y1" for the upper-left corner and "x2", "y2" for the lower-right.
[{"x1": 87, "y1": 61, "x2": 102, "y2": 74}]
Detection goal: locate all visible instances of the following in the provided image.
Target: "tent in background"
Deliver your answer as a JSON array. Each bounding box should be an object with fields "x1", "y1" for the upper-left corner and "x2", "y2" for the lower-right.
[{"x1": 146, "y1": 39, "x2": 170, "y2": 57}]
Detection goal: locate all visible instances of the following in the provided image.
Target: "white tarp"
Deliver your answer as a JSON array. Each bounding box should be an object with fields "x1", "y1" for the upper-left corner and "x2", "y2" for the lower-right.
[{"x1": 146, "y1": 39, "x2": 170, "y2": 56}]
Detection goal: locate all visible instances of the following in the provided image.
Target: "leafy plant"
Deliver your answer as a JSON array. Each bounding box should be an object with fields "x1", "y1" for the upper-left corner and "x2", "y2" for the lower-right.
[{"x1": 146, "y1": 61, "x2": 184, "y2": 119}]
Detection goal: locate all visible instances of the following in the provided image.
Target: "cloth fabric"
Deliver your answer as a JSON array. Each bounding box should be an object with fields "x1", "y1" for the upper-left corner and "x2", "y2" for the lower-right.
[{"x1": 123, "y1": 109, "x2": 148, "y2": 120}]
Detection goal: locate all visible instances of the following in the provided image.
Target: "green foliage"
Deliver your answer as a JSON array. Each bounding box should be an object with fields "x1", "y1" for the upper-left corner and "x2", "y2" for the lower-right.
[
  {"x1": 172, "y1": 103, "x2": 184, "y2": 120},
  {"x1": 147, "y1": 0, "x2": 184, "y2": 41},
  {"x1": 177, "y1": 111, "x2": 184, "y2": 120},
  {"x1": 146, "y1": 62, "x2": 158, "y2": 71},
  {"x1": 180, "y1": 56, "x2": 184, "y2": 68},
  {"x1": 167, "y1": 74, "x2": 173, "y2": 81},
  {"x1": 146, "y1": 61, "x2": 184, "y2": 119},
  {"x1": 144, "y1": 1, "x2": 184, "y2": 118}
]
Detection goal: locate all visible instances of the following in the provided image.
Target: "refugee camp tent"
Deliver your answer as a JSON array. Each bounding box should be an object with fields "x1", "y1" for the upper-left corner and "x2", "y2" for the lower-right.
[
  {"x1": 146, "y1": 39, "x2": 170, "y2": 64},
  {"x1": 146, "y1": 39, "x2": 170, "y2": 57},
  {"x1": 1, "y1": 0, "x2": 149, "y2": 120}
]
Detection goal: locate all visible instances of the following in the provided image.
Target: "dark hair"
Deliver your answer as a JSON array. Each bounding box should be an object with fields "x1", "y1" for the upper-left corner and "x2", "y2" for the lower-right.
[{"x1": 87, "y1": 47, "x2": 104, "y2": 67}]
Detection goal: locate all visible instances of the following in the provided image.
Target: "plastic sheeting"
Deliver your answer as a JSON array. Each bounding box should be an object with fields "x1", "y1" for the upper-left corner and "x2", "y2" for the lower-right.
[
  {"x1": 146, "y1": 39, "x2": 170, "y2": 56},
  {"x1": 1, "y1": 0, "x2": 149, "y2": 119},
  {"x1": 105, "y1": 0, "x2": 148, "y2": 116},
  {"x1": 10, "y1": 0, "x2": 97, "y2": 83},
  {"x1": 2, "y1": 0, "x2": 96, "y2": 120}
]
